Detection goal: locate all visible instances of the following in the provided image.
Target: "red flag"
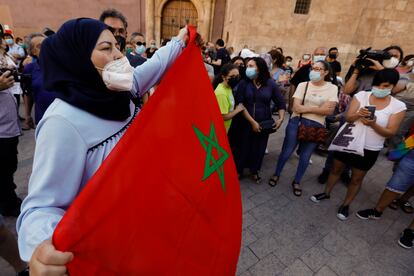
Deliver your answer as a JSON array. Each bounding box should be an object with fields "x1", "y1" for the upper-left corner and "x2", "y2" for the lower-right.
[{"x1": 52, "y1": 27, "x2": 242, "y2": 275}]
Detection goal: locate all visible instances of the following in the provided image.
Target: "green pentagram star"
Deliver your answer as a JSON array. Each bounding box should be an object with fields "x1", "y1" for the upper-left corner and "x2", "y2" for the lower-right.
[{"x1": 193, "y1": 122, "x2": 229, "y2": 192}]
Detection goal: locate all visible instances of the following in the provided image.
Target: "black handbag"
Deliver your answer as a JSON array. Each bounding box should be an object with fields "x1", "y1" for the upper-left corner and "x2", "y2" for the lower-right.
[
  {"x1": 259, "y1": 119, "x2": 276, "y2": 134},
  {"x1": 253, "y1": 89, "x2": 276, "y2": 134}
]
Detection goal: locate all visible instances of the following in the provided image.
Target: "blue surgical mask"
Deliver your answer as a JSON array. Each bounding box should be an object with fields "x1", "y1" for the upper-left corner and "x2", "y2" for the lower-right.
[
  {"x1": 5, "y1": 38, "x2": 13, "y2": 45},
  {"x1": 309, "y1": 70, "x2": 322, "y2": 82},
  {"x1": 371, "y1": 87, "x2": 391, "y2": 98},
  {"x1": 246, "y1": 67, "x2": 258, "y2": 80},
  {"x1": 135, "y1": 45, "x2": 146, "y2": 55},
  {"x1": 313, "y1": 55, "x2": 326, "y2": 63}
]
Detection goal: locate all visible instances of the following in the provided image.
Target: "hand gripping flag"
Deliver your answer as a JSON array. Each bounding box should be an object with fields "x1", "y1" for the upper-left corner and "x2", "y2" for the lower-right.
[{"x1": 52, "y1": 26, "x2": 242, "y2": 275}]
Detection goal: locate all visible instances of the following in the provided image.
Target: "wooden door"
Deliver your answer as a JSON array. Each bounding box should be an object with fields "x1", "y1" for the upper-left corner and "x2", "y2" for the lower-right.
[{"x1": 161, "y1": 0, "x2": 198, "y2": 40}]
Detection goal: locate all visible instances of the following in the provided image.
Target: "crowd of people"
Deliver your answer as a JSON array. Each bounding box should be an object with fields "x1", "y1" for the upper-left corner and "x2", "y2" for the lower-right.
[{"x1": 0, "y1": 7, "x2": 414, "y2": 275}]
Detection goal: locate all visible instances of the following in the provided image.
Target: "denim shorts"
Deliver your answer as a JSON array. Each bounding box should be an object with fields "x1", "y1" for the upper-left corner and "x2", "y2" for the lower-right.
[{"x1": 386, "y1": 150, "x2": 414, "y2": 194}]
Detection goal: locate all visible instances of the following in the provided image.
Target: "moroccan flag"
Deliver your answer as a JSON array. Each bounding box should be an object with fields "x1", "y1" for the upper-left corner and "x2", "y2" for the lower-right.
[{"x1": 52, "y1": 26, "x2": 242, "y2": 275}]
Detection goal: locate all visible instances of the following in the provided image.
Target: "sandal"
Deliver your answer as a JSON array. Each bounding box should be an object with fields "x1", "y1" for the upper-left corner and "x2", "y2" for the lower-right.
[
  {"x1": 389, "y1": 199, "x2": 399, "y2": 210},
  {"x1": 252, "y1": 173, "x2": 261, "y2": 184},
  {"x1": 291, "y1": 182, "x2": 302, "y2": 197},
  {"x1": 268, "y1": 176, "x2": 279, "y2": 187},
  {"x1": 400, "y1": 201, "x2": 414, "y2": 214}
]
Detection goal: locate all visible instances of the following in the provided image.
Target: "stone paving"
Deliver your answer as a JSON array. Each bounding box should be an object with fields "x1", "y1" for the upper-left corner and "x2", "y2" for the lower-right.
[{"x1": 1, "y1": 119, "x2": 414, "y2": 275}]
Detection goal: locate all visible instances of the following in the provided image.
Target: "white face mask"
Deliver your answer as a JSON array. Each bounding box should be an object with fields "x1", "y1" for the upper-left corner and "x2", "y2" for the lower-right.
[
  {"x1": 313, "y1": 55, "x2": 326, "y2": 63},
  {"x1": 383, "y1": 57, "x2": 399, "y2": 68},
  {"x1": 407, "y1": 60, "x2": 414, "y2": 67},
  {"x1": 99, "y1": 56, "x2": 134, "y2": 91}
]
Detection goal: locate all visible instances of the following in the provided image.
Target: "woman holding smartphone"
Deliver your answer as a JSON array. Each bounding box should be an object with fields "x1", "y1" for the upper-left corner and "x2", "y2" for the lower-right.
[{"x1": 310, "y1": 69, "x2": 406, "y2": 221}]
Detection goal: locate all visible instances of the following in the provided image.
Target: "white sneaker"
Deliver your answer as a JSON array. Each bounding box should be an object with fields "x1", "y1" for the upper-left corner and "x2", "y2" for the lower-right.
[
  {"x1": 294, "y1": 152, "x2": 313, "y2": 164},
  {"x1": 265, "y1": 148, "x2": 269, "y2": 154}
]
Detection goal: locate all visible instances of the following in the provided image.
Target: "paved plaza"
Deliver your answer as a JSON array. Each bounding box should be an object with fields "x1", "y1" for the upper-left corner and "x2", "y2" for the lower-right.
[{"x1": 1, "y1": 119, "x2": 414, "y2": 275}]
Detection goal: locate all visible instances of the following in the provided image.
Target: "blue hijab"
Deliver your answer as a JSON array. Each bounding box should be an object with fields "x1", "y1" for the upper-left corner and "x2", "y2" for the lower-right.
[{"x1": 40, "y1": 18, "x2": 131, "y2": 121}]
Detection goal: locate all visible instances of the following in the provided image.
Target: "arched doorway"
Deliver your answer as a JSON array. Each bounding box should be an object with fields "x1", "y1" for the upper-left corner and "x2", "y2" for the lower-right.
[{"x1": 161, "y1": 0, "x2": 198, "y2": 40}]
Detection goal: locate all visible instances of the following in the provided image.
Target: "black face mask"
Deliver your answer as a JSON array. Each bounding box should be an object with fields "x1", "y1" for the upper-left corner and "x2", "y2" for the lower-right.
[
  {"x1": 329, "y1": 53, "x2": 337, "y2": 59},
  {"x1": 238, "y1": 66, "x2": 246, "y2": 79},
  {"x1": 228, "y1": 76, "x2": 240, "y2": 88},
  {"x1": 115, "y1": 35, "x2": 126, "y2": 52}
]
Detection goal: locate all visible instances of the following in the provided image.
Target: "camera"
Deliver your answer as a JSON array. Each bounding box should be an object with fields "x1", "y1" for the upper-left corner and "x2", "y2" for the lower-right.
[
  {"x1": 0, "y1": 68, "x2": 31, "y2": 83},
  {"x1": 355, "y1": 47, "x2": 391, "y2": 71}
]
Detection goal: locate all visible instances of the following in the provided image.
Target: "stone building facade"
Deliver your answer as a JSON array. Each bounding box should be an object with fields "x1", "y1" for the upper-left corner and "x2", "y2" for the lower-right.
[{"x1": 1, "y1": 0, "x2": 413, "y2": 73}]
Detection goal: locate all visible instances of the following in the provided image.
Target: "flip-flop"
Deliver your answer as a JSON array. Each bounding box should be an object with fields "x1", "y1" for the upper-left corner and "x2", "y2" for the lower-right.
[
  {"x1": 292, "y1": 182, "x2": 302, "y2": 197},
  {"x1": 268, "y1": 176, "x2": 279, "y2": 187}
]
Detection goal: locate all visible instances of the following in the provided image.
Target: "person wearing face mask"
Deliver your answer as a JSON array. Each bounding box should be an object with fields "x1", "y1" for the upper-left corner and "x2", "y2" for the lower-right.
[
  {"x1": 132, "y1": 33, "x2": 147, "y2": 57},
  {"x1": 126, "y1": 32, "x2": 147, "y2": 67},
  {"x1": 213, "y1": 64, "x2": 244, "y2": 133},
  {"x1": 21, "y1": 33, "x2": 58, "y2": 125},
  {"x1": 3, "y1": 31, "x2": 25, "y2": 64},
  {"x1": 269, "y1": 50, "x2": 286, "y2": 85},
  {"x1": 397, "y1": 55, "x2": 414, "y2": 75},
  {"x1": 283, "y1": 56, "x2": 294, "y2": 77},
  {"x1": 233, "y1": 57, "x2": 286, "y2": 183},
  {"x1": 231, "y1": 56, "x2": 246, "y2": 81},
  {"x1": 99, "y1": 9, "x2": 147, "y2": 69},
  {"x1": 16, "y1": 18, "x2": 189, "y2": 274},
  {"x1": 318, "y1": 46, "x2": 404, "y2": 185},
  {"x1": 99, "y1": 9, "x2": 128, "y2": 53},
  {"x1": 227, "y1": 56, "x2": 247, "y2": 156},
  {"x1": 269, "y1": 61, "x2": 337, "y2": 196},
  {"x1": 125, "y1": 41, "x2": 134, "y2": 55},
  {"x1": 298, "y1": 53, "x2": 311, "y2": 69},
  {"x1": 15, "y1": 37, "x2": 28, "y2": 57},
  {"x1": 289, "y1": 48, "x2": 329, "y2": 99},
  {"x1": 326, "y1": 47, "x2": 341, "y2": 76},
  {"x1": 344, "y1": 45, "x2": 404, "y2": 96},
  {"x1": 311, "y1": 69, "x2": 406, "y2": 221},
  {"x1": 387, "y1": 54, "x2": 414, "y2": 153},
  {"x1": 145, "y1": 39, "x2": 158, "y2": 59},
  {"x1": 0, "y1": 34, "x2": 23, "y2": 218}
]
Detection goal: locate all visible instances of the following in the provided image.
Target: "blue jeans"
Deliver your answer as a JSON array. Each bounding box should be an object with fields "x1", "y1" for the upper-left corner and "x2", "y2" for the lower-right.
[
  {"x1": 274, "y1": 117, "x2": 322, "y2": 183},
  {"x1": 386, "y1": 150, "x2": 414, "y2": 194}
]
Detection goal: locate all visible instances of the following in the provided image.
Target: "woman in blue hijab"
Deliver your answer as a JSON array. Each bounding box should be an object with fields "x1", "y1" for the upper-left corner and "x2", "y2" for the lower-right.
[{"x1": 17, "y1": 18, "x2": 188, "y2": 275}]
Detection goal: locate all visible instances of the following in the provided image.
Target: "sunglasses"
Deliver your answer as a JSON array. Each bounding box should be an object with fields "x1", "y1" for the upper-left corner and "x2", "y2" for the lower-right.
[{"x1": 136, "y1": 42, "x2": 146, "y2": 46}]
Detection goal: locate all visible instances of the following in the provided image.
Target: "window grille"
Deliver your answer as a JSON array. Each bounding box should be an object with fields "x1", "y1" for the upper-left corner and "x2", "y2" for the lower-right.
[{"x1": 294, "y1": 0, "x2": 311, "y2": 14}]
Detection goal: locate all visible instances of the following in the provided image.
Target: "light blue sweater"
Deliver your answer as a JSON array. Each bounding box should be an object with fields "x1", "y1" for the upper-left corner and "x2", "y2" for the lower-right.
[{"x1": 17, "y1": 37, "x2": 185, "y2": 261}]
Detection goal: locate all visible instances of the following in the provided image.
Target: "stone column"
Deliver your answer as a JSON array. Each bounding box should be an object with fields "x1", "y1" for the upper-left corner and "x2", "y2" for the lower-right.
[{"x1": 145, "y1": 0, "x2": 155, "y2": 42}]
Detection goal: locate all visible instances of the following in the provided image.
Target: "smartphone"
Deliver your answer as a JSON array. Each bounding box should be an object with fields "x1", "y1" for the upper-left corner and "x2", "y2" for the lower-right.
[{"x1": 365, "y1": 106, "x2": 376, "y2": 120}]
